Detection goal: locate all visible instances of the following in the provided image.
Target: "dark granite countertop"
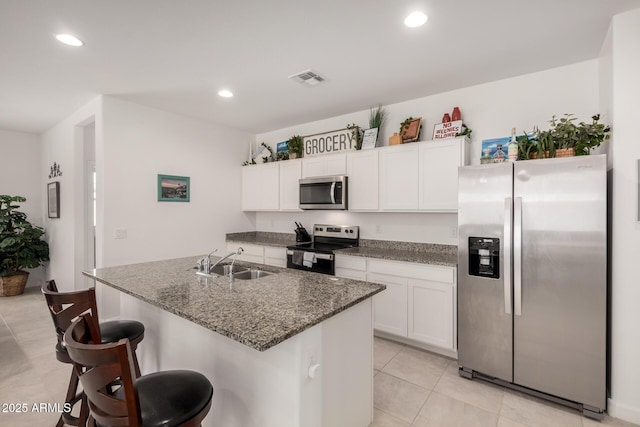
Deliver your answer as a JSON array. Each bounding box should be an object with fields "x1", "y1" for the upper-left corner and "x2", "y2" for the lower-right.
[
  {"x1": 226, "y1": 232, "x2": 458, "y2": 267},
  {"x1": 83, "y1": 256, "x2": 384, "y2": 352}
]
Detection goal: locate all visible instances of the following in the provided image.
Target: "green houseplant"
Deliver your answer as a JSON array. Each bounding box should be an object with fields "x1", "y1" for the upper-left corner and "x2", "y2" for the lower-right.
[
  {"x1": 535, "y1": 114, "x2": 610, "y2": 158},
  {"x1": 346, "y1": 123, "x2": 364, "y2": 149},
  {"x1": 0, "y1": 195, "x2": 50, "y2": 296},
  {"x1": 287, "y1": 135, "x2": 303, "y2": 159}
]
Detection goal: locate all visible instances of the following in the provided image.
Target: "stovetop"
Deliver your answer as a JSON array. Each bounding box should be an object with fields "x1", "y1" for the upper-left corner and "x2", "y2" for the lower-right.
[{"x1": 287, "y1": 224, "x2": 359, "y2": 254}]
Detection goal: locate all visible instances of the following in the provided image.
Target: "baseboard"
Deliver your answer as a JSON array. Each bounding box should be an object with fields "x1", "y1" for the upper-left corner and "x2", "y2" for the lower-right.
[
  {"x1": 373, "y1": 330, "x2": 458, "y2": 360},
  {"x1": 607, "y1": 398, "x2": 640, "y2": 424}
]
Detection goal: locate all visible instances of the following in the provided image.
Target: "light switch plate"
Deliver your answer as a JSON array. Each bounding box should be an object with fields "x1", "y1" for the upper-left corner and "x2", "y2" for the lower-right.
[{"x1": 115, "y1": 228, "x2": 127, "y2": 239}]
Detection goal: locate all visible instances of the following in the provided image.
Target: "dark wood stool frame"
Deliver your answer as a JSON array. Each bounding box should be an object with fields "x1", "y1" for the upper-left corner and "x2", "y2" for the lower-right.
[
  {"x1": 65, "y1": 314, "x2": 212, "y2": 427},
  {"x1": 42, "y1": 280, "x2": 144, "y2": 427}
]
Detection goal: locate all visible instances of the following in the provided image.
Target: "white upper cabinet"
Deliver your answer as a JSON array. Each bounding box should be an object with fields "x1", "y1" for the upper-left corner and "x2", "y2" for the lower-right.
[
  {"x1": 346, "y1": 150, "x2": 379, "y2": 211},
  {"x1": 241, "y1": 163, "x2": 279, "y2": 211},
  {"x1": 302, "y1": 153, "x2": 347, "y2": 178},
  {"x1": 279, "y1": 159, "x2": 302, "y2": 211},
  {"x1": 379, "y1": 144, "x2": 419, "y2": 210},
  {"x1": 419, "y1": 137, "x2": 469, "y2": 211}
]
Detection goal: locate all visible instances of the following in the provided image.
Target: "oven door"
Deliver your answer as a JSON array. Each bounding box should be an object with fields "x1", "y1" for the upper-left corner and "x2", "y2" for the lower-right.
[
  {"x1": 286, "y1": 250, "x2": 335, "y2": 275},
  {"x1": 299, "y1": 176, "x2": 347, "y2": 210}
]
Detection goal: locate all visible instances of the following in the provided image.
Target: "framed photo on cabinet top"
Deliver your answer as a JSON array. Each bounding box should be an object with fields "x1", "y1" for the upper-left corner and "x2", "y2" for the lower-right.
[
  {"x1": 361, "y1": 128, "x2": 378, "y2": 150},
  {"x1": 47, "y1": 181, "x2": 60, "y2": 218},
  {"x1": 400, "y1": 117, "x2": 422, "y2": 142}
]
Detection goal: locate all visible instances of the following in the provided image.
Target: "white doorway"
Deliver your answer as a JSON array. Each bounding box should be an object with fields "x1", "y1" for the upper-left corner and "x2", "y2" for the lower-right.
[{"x1": 82, "y1": 122, "x2": 96, "y2": 289}]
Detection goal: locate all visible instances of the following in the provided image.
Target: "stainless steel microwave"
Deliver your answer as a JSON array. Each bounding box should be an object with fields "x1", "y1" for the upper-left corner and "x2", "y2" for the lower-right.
[{"x1": 299, "y1": 175, "x2": 348, "y2": 210}]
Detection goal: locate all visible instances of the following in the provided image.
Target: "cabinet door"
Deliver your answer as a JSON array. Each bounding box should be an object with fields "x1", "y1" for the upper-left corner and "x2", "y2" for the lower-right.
[
  {"x1": 419, "y1": 138, "x2": 466, "y2": 211},
  {"x1": 264, "y1": 246, "x2": 287, "y2": 267},
  {"x1": 369, "y1": 272, "x2": 408, "y2": 337},
  {"x1": 242, "y1": 163, "x2": 279, "y2": 211},
  {"x1": 379, "y1": 144, "x2": 419, "y2": 210},
  {"x1": 347, "y1": 150, "x2": 379, "y2": 211},
  {"x1": 408, "y1": 278, "x2": 454, "y2": 349},
  {"x1": 279, "y1": 159, "x2": 302, "y2": 211},
  {"x1": 302, "y1": 154, "x2": 346, "y2": 178}
]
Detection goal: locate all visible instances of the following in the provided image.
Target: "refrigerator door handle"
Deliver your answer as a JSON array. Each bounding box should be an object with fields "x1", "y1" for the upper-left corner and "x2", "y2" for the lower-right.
[
  {"x1": 503, "y1": 197, "x2": 512, "y2": 315},
  {"x1": 514, "y1": 197, "x2": 523, "y2": 316}
]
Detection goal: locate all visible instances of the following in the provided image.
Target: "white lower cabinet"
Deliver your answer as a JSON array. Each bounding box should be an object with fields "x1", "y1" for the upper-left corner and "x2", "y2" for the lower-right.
[
  {"x1": 226, "y1": 243, "x2": 264, "y2": 264},
  {"x1": 369, "y1": 272, "x2": 408, "y2": 337},
  {"x1": 367, "y1": 258, "x2": 456, "y2": 351},
  {"x1": 264, "y1": 246, "x2": 287, "y2": 268},
  {"x1": 408, "y1": 278, "x2": 454, "y2": 349},
  {"x1": 335, "y1": 255, "x2": 367, "y2": 281}
]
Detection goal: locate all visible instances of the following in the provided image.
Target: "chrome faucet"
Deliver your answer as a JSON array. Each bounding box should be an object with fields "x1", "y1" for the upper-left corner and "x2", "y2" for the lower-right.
[
  {"x1": 197, "y1": 249, "x2": 218, "y2": 274},
  {"x1": 210, "y1": 247, "x2": 244, "y2": 273}
]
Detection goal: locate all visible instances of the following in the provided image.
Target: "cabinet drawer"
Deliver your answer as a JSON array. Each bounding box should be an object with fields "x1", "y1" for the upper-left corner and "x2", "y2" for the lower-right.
[
  {"x1": 264, "y1": 246, "x2": 286, "y2": 260},
  {"x1": 335, "y1": 255, "x2": 366, "y2": 271},
  {"x1": 368, "y1": 258, "x2": 454, "y2": 284},
  {"x1": 335, "y1": 268, "x2": 366, "y2": 281}
]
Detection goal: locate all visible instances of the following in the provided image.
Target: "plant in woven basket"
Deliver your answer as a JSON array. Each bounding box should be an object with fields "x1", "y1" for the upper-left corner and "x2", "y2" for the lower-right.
[
  {"x1": 287, "y1": 135, "x2": 303, "y2": 158},
  {"x1": 0, "y1": 195, "x2": 50, "y2": 281},
  {"x1": 537, "y1": 114, "x2": 610, "y2": 157}
]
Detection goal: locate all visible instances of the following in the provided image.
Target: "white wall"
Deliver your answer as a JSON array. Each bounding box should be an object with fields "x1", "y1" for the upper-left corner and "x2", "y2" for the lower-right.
[
  {"x1": 608, "y1": 8, "x2": 640, "y2": 424},
  {"x1": 0, "y1": 128, "x2": 44, "y2": 288},
  {"x1": 41, "y1": 97, "x2": 102, "y2": 291},
  {"x1": 100, "y1": 96, "x2": 255, "y2": 267},
  {"x1": 255, "y1": 61, "x2": 600, "y2": 245}
]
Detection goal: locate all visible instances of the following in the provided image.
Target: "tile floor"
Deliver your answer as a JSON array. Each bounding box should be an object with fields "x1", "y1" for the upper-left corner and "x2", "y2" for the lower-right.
[{"x1": 0, "y1": 287, "x2": 637, "y2": 427}]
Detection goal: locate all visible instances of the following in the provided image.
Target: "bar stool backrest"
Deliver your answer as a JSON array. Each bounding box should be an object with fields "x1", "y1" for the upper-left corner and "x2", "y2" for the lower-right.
[
  {"x1": 65, "y1": 313, "x2": 142, "y2": 427},
  {"x1": 42, "y1": 280, "x2": 103, "y2": 347}
]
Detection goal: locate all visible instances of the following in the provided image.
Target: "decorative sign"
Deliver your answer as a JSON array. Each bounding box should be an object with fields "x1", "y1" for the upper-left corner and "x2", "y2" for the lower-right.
[
  {"x1": 433, "y1": 120, "x2": 463, "y2": 140},
  {"x1": 48, "y1": 162, "x2": 62, "y2": 178},
  {"x1": 303, "y1": 128, "x2": 357, "y2": 157},
  {"x1": 361, "y1": 128, "x2": 378, "y2": 150}
]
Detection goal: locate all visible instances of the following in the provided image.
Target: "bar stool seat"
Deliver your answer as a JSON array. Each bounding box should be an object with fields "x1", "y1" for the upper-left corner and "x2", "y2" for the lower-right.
[
  {"x1": 42, "y1": 280, "x2": 145, "y2": 427},
  {"x1": 65, "y1": 314, "x2": 213, "y2": 427}
]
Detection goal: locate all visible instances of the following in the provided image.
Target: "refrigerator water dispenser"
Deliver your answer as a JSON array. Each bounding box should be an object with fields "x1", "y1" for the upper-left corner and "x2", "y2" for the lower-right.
[{"x1": 468, "y1": 237, "x2": 500, "y2": 279}]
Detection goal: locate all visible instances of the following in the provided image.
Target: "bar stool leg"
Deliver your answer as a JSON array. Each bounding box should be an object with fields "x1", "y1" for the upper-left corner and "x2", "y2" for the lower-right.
[{"x1": 58, "y1": 366, "x2": 86, "y2": 427}]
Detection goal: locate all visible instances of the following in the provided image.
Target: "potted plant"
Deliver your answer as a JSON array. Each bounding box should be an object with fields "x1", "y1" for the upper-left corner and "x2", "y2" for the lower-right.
[
  {"x1": 287, "y1": 135, "x2": 303, "y2": 159},
  {"x1": 535, "y1": 114, "x2": 610, "y2": 158},
  {"x1": 0, "y1": 195, "x2": 50, "y2": 296},
  {"x1": 346, "y1": 124, "x2": 364, "y2": 149},
  {"x1": 368, "y1": 104, "x2": 386, "y2": 143}
]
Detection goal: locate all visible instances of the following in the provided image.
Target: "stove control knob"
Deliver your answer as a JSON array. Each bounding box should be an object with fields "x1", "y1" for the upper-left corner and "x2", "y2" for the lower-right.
[{"x1": 349, "y1": 230, "x2": 354, "y2": 234}]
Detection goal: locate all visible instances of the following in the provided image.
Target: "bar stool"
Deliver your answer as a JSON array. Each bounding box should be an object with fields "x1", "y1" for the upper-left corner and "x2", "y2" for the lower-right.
[
  {"x1": 64, "y1": 313, "x2": 213, "y2": 427},
  {"x1": 42, "y1": 280, "x2": 145, "y2": 427}
]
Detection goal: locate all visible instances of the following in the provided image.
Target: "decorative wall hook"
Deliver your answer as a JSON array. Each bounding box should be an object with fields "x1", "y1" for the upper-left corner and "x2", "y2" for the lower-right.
[{"x1": 48, "y1": 162, "x2": 62, "y2": 179}]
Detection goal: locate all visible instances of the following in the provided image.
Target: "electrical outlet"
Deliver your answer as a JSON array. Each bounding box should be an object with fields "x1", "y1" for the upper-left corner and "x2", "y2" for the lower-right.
[
  {"x1": 115, "y1": 228, "x2": 127, "y2": 239},
  {"x1": 449, "y1": 226, "x2": 458, "y2": 238}
]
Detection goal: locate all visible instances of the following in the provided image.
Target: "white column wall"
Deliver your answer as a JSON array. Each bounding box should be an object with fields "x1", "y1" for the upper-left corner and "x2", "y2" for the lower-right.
[
  {"x1": 0, "y1": 129, "x2": 44, "y2": 288},
  {"x1": 608, "y1": 8, "x2": 640, "y2": 424},
  {"x1": 100, "y1": 96, "x2": 255, "y2": 267}
]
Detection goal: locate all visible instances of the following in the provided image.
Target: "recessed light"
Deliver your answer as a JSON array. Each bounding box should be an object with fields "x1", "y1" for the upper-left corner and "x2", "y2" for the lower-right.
[
  {"x1": 404, "y1": 11, "x2": 428, "y2": 28},
  {"x1": 218, "y1": 89, "x2": 233, "y2": 98},
  {"x1": 55, "y1": 34, "x2": 84, "y2": 47}
]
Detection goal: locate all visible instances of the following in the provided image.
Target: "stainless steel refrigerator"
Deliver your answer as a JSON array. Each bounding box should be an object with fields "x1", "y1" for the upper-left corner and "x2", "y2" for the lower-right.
[{"x1": 457, "y1": 154, "x2": 607, "y2": 419}]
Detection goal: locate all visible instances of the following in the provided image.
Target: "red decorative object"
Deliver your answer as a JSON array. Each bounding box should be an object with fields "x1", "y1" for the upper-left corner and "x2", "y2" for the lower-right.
[
  {"x1": 451, "y1": 107, "x2": 461, "y2": 121},
  {"x1": 442, "y1": 113, "x2": 451, "y2": 123}
]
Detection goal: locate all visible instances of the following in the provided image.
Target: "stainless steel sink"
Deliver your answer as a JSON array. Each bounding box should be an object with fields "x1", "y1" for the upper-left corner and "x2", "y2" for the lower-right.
[
  {"x1": 195, "y1": 263, "x2": 248, "y2": 277},
  {"x1": 232, "y1": 269, "x2": 273, "y2": 280}
]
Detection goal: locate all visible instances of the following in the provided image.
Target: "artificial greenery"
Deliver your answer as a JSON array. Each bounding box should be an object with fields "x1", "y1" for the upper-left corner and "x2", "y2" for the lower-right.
[
  {"x1": 287, "y1": 135, "x2": 303, "y2": 157},
  {"x1": 538, "y1": 114, "x2": 610, "y2": 156},
  {"x1": 241, "y1": 159, "x2": 257, "y2": 166},
  {"x1": 456, "y1": 123, "x2": 473, "y2": 138},
  {"x1": 346, "y1": 123, "x2": 364, "y2": 150},
  {"x1": 368, "y1": 104, "x2": 386, "y2": 129},
  {"x1": 276, "y1": 151, "x2": 290, "y2": 161},
  {"x1": 260, "y1": 142, "x2": 275, "y2": 163},
  {"x1": 0, "y1": 195, "x2": 49, "y2": 277},
  {"x1": 516, "y1": 130, "x2": 537, "y2": 160}
]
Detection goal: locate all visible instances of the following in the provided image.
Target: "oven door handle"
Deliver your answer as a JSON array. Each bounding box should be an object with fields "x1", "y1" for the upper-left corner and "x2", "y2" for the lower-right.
[{"x1": 286, "y1": 250, "x2": 334, "y2": 261}]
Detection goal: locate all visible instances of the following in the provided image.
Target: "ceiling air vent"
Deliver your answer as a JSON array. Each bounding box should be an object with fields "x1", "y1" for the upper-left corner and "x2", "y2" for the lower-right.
[{"x1": 288, "y1": 69, "x2": 326, "y2": 87}]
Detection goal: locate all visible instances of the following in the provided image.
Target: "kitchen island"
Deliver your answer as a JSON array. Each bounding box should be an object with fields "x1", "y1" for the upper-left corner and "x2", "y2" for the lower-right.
[{"x1": 83, "y1": 256, "x2": 385, "y2": 427}]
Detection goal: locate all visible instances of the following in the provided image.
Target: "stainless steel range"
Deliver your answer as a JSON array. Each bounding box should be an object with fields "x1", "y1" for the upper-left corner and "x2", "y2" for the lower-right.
[{"x1": 286, "y1": 224, "x2": 359, "y2": 275}]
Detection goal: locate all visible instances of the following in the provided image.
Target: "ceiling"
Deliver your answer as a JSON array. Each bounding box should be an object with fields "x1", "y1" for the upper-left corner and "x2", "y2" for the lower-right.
[{"x1": 1, "y1": 0, "x2": 638, "y2": 135}]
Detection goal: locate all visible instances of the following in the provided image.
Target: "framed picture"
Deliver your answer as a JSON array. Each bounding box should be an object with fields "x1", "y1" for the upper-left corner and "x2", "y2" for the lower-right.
[
  {"x1": 157, "y1": 174, "x2": 190, "y2": 202},
  {"x1": 47, "y1": 181, "x2": 60, "y2": 218},
  {"x1": 361, "y1": 128, "x2": 379, "y2": 150},
  {"x1": 401, "y1": 117, "x2": 422, "y2": 142}
]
